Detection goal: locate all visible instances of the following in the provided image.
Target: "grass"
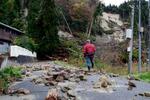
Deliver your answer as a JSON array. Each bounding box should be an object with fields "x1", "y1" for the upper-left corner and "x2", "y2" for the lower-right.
[
  {"x1": 0, "y1": 66, "x2": 22, "y2": 91},
  {"x1": 64, "y1": 57, "x2": 149, "y2": 76},
  {"x1": 67, "y1": 56, "x2": 85, "y2": 67},
  {"x1": 134, "y1": 72, "x2": 150, "y2": 83},
  {"x1": 102, "y1": 63, "x2": 150, "y2": 75},
  {"x1": 54, "y1": 60, "x2": 75, "y2": 68},
  {"x1": 69, "y1": 57, "x2": 128, "y2": 75},
  {"x1": 102, "y1": 66, "x2": 128, "y2": 75}
]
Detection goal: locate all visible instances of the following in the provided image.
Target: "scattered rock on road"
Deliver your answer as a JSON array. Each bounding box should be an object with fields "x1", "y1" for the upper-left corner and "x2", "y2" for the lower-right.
[
  {"x1": 94, "y1": 75, "x2": 112, "y2": 89},
  {"x1": 6, "y1": 88, "x2": 30, "y2": 96},
  {"x1": 139, "y1": 92, "x2": 150, "y2": 97},
  {"x1": 56, "y1": 76, "x2": 64, "y2": 82},
  {"x1": 127, "y1": 81, "x2": 136, "y2": 90},
  {"x1": 17, "y1": 88, "x2": 30, "y2": 95},
  {"x1": 127, "y1": 75, "x2": 140, "y2": 81},
  {"x1": 26, "y1": 71, "x2": 32, "y2": 77},
  {"x1": 144, "y1": 92, "x2": 150, "y2": 97},
  {"x1": 78, "y1": 74, "x2": 87, "y2": 81},
  {"x1": 67, "y1": 90, "x2": 76, "y2": 97},
  {"x1": 32, "y1": 78, "x2": 44, "y2": 84},
  {"x1": 109, "y1": 73, "x2": 119, "y2": 78},
  {"x1": 128, "y1": 81, "x2": 136, "y2": 87},
  {"x1": 45, "y1": 89, "x2": 60, "y2": 100}
]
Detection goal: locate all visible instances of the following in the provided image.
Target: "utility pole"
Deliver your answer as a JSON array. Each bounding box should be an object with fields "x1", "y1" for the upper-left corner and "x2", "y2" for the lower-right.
[
  {"x1": 128, "y1": 1, "x2": 135, "y2": 74},
  {"x1": 138, "y1": 0, "x2": 142, "y2": 73},
  {"x1": 148, "y1": 0, "x2": 150, "y2": 71}
]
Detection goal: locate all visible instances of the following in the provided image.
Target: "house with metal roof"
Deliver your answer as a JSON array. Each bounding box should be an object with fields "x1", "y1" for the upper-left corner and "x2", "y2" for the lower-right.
[
  {"x1": 0, "y1": 22, "x2": 37, "y2": 68},
  {"x1": 0, "y1": 22, "x2": 23, "y2": 68},
  {"x1": 0, "y1": 22, "x2": 23, "y2": 54}
]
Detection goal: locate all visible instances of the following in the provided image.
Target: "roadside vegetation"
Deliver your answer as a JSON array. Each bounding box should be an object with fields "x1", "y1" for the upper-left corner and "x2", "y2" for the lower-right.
[
  {"x1": 134, "y1": 72, "x2": 150, "y2": 83},
  {"x1": 0, "y1": 66, "x2": 22, "y2": 93}
]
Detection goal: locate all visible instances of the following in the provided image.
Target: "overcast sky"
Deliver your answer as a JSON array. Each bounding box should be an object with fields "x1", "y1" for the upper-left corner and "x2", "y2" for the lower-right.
[{"x1": 101, "y1": 0, "x2": 128, "y2": 6}]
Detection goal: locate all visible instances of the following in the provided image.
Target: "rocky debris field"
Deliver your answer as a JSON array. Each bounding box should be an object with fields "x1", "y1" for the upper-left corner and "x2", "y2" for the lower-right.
[{"x1": 0, "y1": 61, "x2": 150, "y2": 100}]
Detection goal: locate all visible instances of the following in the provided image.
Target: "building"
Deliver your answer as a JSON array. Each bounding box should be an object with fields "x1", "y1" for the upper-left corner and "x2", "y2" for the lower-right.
[
  {"x1": 0, "y1": 22, "x2": 23, "y2": 68},
  {"x1": 0, "y1": 22, "x2": 23, "y2": 54},
  {"x1": 0, "y1": 22, "x2": 37, "y2": 68}
]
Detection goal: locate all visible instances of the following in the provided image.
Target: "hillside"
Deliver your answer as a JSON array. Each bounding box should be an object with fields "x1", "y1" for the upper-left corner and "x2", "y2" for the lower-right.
[
  {"x1": 95, "y1": 12, "x2": 126, "y2": 66},
  {"x1": 58, "y1": 12, "x2": 127, "y2": 66},
  {"x1": 100, "y1": 12, "x2": 125, "y2": 42}
]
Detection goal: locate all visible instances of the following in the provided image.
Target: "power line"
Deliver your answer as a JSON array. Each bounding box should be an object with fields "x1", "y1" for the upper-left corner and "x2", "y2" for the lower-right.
[
  {"x1": 59, "y1": 10, "x2": 73, "y2": 35},
  {"x1": 55, "y1": 7, "x2": 73, "y2": 35}
]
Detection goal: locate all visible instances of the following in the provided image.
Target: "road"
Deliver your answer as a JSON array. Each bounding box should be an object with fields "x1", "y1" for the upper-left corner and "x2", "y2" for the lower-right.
[
  {"x1": 76, "y1": 74, "x2": 150, "y2": 100},
  {"x1": 0, "y1": 61, "x2": 150, "y2": 100}
]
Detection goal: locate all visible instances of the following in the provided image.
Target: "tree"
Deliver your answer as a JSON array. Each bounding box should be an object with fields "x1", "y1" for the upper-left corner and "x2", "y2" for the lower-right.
[
  {"x1": 0, "y1": 0, "x2": 25, "y2": 31},
  {"x1": 56, "y1": 0, "x2": 99, "y2": 33},
  {"x1": 119, "y1": 1, "x2": 131, "y2": 20},
  {"x1": 31, "y1": 0, "x2": 60, "y2": 58},
  {"x1": 86, "y1": 0, "x2": 99, "y2": 38},
  {"x1": 27, "y1": 0, "x2": 41, "y2": 38},
  {"x1": 104, "y1": 4, "x2": 119, "y2": 14},
  {"x1": 92, "y1": 2, "x2": 103, "y2": 35}
]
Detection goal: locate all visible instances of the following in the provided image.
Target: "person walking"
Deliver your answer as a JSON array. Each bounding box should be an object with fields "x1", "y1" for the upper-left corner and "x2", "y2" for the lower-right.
[{"x1": 83, "y1": 40, "x2": 96, "y2": 71}]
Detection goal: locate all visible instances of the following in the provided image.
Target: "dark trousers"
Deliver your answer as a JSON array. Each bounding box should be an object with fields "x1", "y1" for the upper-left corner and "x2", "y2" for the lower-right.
[
  {"x1": 86, "y1": 53, "x2": 94, "y2": 71},
  {"x1": 89, "y1": 56, "x2": 94, "y2": 68}
]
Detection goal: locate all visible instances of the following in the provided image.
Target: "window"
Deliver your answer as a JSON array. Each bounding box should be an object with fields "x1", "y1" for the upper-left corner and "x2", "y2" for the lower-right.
[{"x1": 0, "y1": 41, "x2": 4, "y2": 45}]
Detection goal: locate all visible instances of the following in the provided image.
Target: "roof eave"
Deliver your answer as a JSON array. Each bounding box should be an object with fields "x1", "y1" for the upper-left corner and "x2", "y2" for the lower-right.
[{"x1": 0, "y1": 22, "x2": 24, "y2": 34}]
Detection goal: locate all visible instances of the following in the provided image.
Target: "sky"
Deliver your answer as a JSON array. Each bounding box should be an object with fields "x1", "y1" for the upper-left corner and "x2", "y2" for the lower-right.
[{"x1": 101, "y1": 0, "x2": 128, "y2": 6}]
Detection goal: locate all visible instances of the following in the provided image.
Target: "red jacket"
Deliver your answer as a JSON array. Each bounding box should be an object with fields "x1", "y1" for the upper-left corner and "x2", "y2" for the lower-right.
[{"x1": 83, "y1": 43, "x2": 96, "y2": 54}]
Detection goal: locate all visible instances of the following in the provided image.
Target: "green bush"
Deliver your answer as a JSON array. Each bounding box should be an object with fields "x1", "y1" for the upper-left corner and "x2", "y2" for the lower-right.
[
  {"x1": 133, "y1": 49, "x2": 138, "y2": 61},
  {"x1": 94, "y1": 58, "x2": 107, "y2": 69},
  {"x1": 120, "y1": 48, "x2": 138, "y2": 63},
  {"x1": 120, "y1": 50, "x2": 128, "y2": 63},
  {"x1": 73, "y1": 32, "x2": 87, "y2": 42},
  {"x1": 0, "y1": 66, "x2": 22, "y2": 90},
  {"x1": 62, "y1": 39, "x2": 81, "y2": 58},
  {"x1": 0, "y1": 66, "x2": 22, "y2": 79},
  {"x1": 14, "y1": 36, "x2": 37, "y2": 52}
]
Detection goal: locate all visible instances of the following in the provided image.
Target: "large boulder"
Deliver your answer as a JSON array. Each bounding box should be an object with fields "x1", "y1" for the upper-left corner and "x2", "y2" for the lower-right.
[
  {"x1": 45, "y1": 89, "x2": 60, "y2": 100},
  {"x1": 94, "y1": 75, "x2": 111, "y2": 89}
]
